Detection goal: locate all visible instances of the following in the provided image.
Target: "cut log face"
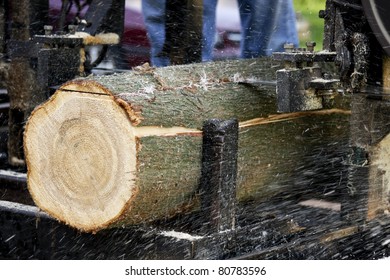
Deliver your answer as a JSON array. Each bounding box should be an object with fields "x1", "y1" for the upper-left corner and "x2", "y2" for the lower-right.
[
  {"x1": 25, "y1": 82, "x2": 138, "y2": 231},
  {"x1": 368, "y1": 133, "x2": 390, "y2": 220}
]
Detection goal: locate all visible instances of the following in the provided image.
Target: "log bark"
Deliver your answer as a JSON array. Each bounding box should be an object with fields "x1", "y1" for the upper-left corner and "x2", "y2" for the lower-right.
[{"x1": 24, "y1": 58, "x2": 351, "y2": 232}]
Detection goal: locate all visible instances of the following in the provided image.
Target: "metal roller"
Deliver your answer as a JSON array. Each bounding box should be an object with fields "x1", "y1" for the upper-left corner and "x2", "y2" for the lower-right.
[{"x1": 362, "y1": 0, "x2": 390, "y2": 56}]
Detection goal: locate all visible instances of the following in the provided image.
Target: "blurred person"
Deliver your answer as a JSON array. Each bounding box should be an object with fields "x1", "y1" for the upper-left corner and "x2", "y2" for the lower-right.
[
  {"x1": 238, "y1": 0, "x2": 299, "y2": 57},
  {"x1": 142, "y1": 0, "x2": 298, "y2": 66},
  {"x1": 141, "y1": 0, "x2": 170, "y2": 66},
  {"x1": 269, "y1": 0, "x2": 300, "y2": 54},
  {"x1": 142, "y1": 0, "x2": 217, "y2": 66}
]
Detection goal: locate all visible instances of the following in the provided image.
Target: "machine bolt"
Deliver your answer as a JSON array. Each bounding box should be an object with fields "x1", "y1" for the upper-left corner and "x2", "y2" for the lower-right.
[
  {"x1": 323, "y1": 73, "x2": 332, "y2": 80},
  {"x1": 284, "y1": 43, "x2": 295, "y2": 53},
  {"x1": 68, "y1": 25, "x2": 77, "y2": 35},
  {"x1": 306, "y1": 41, "x2": 316, "y2": 52},
  {"x1": 44, "y1": 25, "x2": 53, "y2": 36}
]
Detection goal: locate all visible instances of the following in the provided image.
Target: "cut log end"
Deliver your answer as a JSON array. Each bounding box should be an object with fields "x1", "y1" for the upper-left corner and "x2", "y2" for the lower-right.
[{"x1": 24, "y1": 84, "x2": 138, "y2": 232}]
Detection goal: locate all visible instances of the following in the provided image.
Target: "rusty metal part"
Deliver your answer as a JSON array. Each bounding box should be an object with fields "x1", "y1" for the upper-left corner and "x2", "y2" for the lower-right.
[
  {"x1": 272, "y1": 51, "x2": 336, "y2": 64},
  {"x1": 320, "y1": 0, "x2": 384, "y2": 91},
  {"x1": 273, "y1": 44, "x2": 339, "y2": 113},
  {"x1": 200, "y1": 119, "x2": 238, "y2": 235}
]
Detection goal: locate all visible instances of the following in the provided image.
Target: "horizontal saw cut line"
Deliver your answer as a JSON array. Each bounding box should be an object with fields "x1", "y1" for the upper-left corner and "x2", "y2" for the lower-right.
[
  {"x1": 240, "y1": 108, "x2": 351, "y2": 128},
  {"x1": 134, "y1": 126, "x2": 202, "y2": 137},
  {"x1": 135, "y1": 109, "x2": 351, "y2": 137}
]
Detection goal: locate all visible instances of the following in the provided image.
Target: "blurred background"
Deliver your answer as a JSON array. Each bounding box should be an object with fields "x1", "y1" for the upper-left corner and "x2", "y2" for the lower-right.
[
  {"x1": 293, "y1": 0, "x2": 326, "y2": 50},
  {"x1": 115, "y1": 0, "x2": 327, "y2": 68}
]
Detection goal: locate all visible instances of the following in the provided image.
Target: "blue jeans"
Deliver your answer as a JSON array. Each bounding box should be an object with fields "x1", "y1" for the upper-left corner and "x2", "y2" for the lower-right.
[
  {"x1": 261, "y1": 0, "x2": 299, "y2": 56},
  {"x1": 238, "y1": 0, "x2": 299, "y2": 57},
  {"x1": 141, "y1": 0, "x2": 169, "y2": 66},
  {"x1": 142, "y1": 0, "x2": 298, "y2": 65},
  {"x1": 142, "y1": 0, "x2": 218, "y2": 66}
]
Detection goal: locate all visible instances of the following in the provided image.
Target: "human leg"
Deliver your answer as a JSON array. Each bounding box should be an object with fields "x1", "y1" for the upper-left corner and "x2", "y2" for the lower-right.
[
  {"x1": 266, "y1": 0, "x2": 299, "y2": 55},
  {"x1": 237, "y1": 0, "x2": 278, "y2": 58},
  {"x1": 202, "y1": 0, "x2": 218, "y2": 61},
  {"x1": 141, "y1": 0, "x2": 170, "y2": 66},
  {"x1": 142, "y1": 0, "x2": 219, "y2": 65}
]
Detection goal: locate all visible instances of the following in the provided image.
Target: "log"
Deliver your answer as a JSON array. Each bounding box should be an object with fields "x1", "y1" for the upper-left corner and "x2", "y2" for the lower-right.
[{"x1": 24, "y1": 58, "x2": 351, "y2": 232}]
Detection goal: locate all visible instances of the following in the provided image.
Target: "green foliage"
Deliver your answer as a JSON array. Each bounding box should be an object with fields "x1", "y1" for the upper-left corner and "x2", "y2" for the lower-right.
[{"x1": 293, "y1": 0, "x2": 326, "y2": 50}]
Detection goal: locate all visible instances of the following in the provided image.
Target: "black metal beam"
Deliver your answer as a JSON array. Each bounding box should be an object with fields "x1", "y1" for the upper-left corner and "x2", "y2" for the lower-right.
[
  {"x1": 80, "y1": 0, "x2": 125, "y2": 36},
  {"x1": 163, "y1": 0, "x2": 203, "y2": 64}
]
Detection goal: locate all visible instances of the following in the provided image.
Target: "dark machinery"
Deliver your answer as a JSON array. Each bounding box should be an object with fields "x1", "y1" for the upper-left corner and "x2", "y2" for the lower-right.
[
  {"x1": 1, "y1": 0, "x2": 125, "y2": 168},
  {"x1": 273, "y1": 0, "x2": 390, "y2": 113},
  {"x1": 1, "y1": 0, "x2": 390, "y2": 259},
  {"x1": 273, "y1": 0, "x2": 390, "y2": 223}
]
